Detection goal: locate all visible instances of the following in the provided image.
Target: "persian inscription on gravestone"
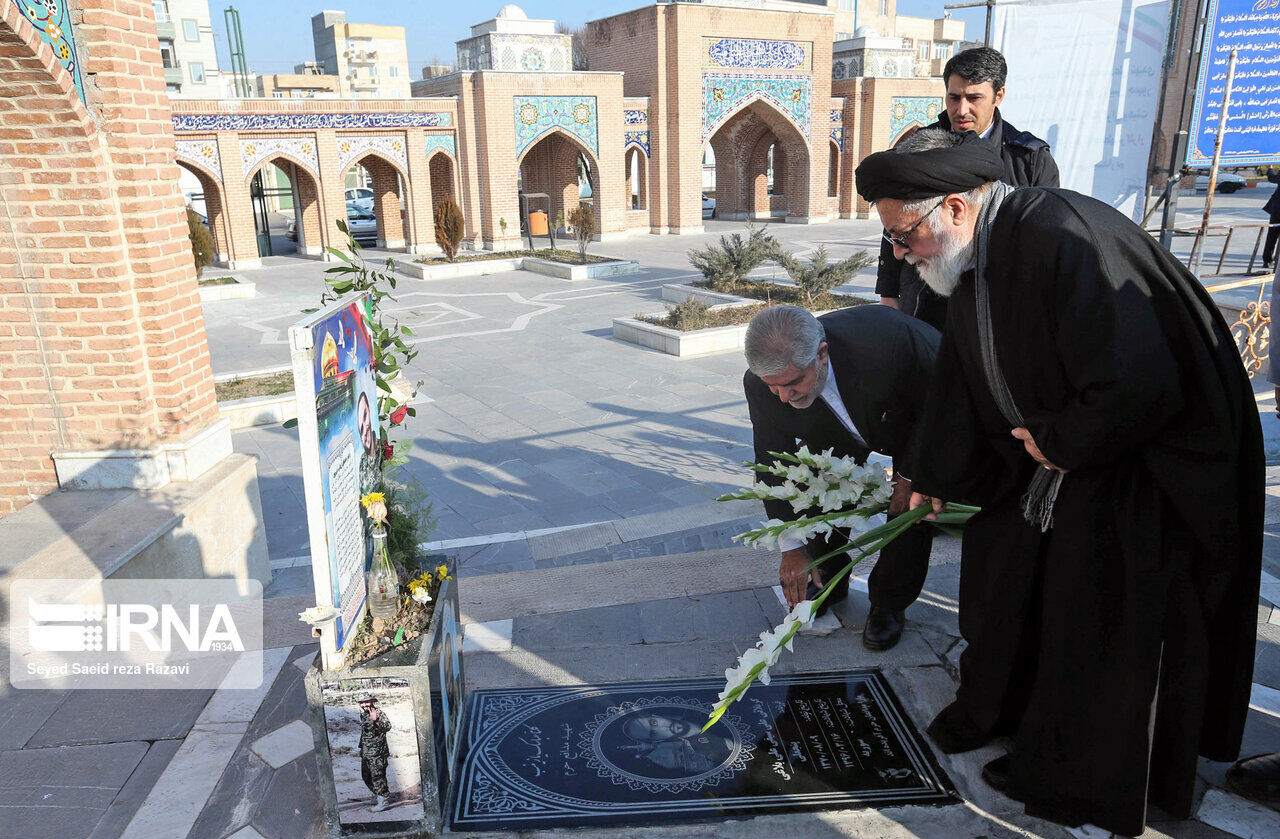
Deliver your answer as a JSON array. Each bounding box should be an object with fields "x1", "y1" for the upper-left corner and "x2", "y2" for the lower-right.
[{"x1": 450, "y1": 669, "x2": 956, "y2": 830}]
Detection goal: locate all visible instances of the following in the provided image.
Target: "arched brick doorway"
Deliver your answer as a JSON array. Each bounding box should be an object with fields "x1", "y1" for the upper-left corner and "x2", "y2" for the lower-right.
[
  {"x1": 705, "y1": 99, "x2": 810, "y2": 222},
  {"x1": 517, "y1": 129, "x2": 602, "y2": 237},
  {"x1": 428, "y1": 151, "x2": 457, "y2": 212},
  {"x1": 625, "y1": 146, "x2": 647, "y2": 210},
  {"x1": 176, "y1": 160, "x2": 230, "y2": 265},
  {"x1": 246, "y1": 156, "x2": 322, "y2": 258},
  {"x1": 350, "y1": 153, "x2": 409, "y2": 250}
]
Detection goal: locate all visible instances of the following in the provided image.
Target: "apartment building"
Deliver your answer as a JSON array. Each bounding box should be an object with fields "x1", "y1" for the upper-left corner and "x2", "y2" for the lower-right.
[
  {"x1": 153, "y1": 0, "x2": 223, "y2": 96},
  {"x1": 310, "y1": 10, "x2": 411, "y2": 99}
]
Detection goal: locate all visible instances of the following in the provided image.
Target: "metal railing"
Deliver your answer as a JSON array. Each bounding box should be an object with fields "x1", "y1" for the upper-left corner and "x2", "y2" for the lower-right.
[
  {"x1": 1151, "y1": 221, "x2": 1278, "y2": 278},
  {"x1": 1205, "y1": 274, "x2": 1274, "y2": 378}
]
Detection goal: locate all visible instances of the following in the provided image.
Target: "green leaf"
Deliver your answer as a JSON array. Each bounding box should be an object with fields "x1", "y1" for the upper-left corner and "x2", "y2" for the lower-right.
[
  {"x1": 376, "y1": 378, "x2": 393, "y2": 392},
  {"x1": 325, "y1": 247, "x2": 353, "y2": 263},
  {"x1": 401, "y1": 326, "x2": 414, "y2": 336},
  {"x1": 282, "y1": 418, "x2": 298, "y2": 429}
]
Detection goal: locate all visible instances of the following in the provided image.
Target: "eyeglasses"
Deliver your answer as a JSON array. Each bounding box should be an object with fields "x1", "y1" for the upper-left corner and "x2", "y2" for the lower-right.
[{"x1": 882, "y1": 199, "x2": 946, "y2": 249}]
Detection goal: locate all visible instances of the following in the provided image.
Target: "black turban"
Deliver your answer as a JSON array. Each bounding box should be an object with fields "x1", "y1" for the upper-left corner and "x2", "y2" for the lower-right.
[{"x1": 855, "y1": 131, "x2": 1004, "y2": 202}]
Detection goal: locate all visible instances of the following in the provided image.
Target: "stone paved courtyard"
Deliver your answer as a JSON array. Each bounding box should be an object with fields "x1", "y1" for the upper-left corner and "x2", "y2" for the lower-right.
[{"x1": 4, "y1": 214, "x2": 1280, "y2": 838}]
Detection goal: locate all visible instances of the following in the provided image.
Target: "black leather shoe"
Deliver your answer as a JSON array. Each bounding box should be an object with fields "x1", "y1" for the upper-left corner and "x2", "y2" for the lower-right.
[
  {"x1": 981, "y1": 754, "x2": 1011, "y2": 793},
  {"x1": 807, "y1": 578, "x2": 850, "y2": 618},
  {"x1": 926, "y1": 703, "x2": 991, "y2": 754},
  {"x1": 1226, "y1": 752, "x2": 1280, "y2": 802},
  {"x1": 862, "y1": 606, "x2": 905, "y2": 650}
]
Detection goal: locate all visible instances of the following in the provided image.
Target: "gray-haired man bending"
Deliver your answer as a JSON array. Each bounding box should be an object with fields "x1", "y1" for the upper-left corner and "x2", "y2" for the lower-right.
[{"x1": 742, "y1": 304, "x2": 940, "y2": 649}]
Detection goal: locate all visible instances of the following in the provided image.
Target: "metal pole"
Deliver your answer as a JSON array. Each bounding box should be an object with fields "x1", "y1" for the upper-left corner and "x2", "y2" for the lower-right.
[
  {"x1": 985, "y1": 0, "x2": 994, "y2": 46},
  {"x1": 1158, "y1": 0, "x2": 1211, "y2": 249},
  {"x1": 1192, "y1": 48, "x2": 1236, "y2": 277}
]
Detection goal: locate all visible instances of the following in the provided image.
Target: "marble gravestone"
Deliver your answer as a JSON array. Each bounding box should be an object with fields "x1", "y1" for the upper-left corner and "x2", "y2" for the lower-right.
[{"x1": 450, "y1": 669, "x2": 956, "y2": 830}]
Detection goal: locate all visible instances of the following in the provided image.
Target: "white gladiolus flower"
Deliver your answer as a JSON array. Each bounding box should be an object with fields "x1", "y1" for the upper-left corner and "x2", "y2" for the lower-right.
[
  {"x1": 411, "y1": 587, "x2": 432, "y2": 604},
  {"x1": 787, "y1": 599, "x2": 817, "y2": 626}
]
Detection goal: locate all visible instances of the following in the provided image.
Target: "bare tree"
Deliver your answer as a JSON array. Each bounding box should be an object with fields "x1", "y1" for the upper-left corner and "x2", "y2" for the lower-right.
[{"x1": 555, "y1": 21, "x2": 588, "y2": 70}]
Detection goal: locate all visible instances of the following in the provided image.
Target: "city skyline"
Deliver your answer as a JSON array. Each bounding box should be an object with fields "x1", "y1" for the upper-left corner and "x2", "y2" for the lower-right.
[{"x1": 204, "y1": 0, "x2": 976, "y2": 80}]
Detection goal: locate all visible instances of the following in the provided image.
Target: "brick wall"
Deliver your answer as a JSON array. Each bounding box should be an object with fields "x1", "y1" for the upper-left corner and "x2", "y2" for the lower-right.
[{"x1": 0, "y1": 0, "x2": 222, "y2": 515}]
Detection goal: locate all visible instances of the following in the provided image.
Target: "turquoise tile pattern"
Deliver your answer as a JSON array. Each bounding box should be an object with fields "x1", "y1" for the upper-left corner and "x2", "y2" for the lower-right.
[
  {"x1": 513, "y1": 96, "x2": 598, "y2": 157},
  {"x1": 13, "y1": 0, "x2": 85, "y2": 105}
]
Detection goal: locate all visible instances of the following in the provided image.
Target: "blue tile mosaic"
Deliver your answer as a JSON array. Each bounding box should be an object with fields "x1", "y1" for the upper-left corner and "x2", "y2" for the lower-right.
[
  {"x1": 702, "y1": 73, "x2": 811, "y2": 140},
  {"x1": 830, "y1": 127, "x2": 844, "y2": 151},
  {"x1": 13, "y1": 0, "x2": 85, "y2": 105},
  {"x1": 513, "y1": 96, "x2": 598, "y2": 157},
  {"x1": 624, "y1": 130, "x2": 650, "y2": 156},
  {"x1": 424, "y1": 134, "x2": 457, "y2": 159},
  {"x1": 623, "y1": 110, "x2": 648, "y2": 125},
  {"x1": 172, "y1": 111, "x2": 453, "y2": 132},
  {"x1": 830, "y1": 108, "x2": 842, "y2": 123},
  {"x1": 889, "y1": 97, "x2": 942, "y2": 141},
  {"x1": 703, "y1": 38, "x2": 811, "y2": 71}
]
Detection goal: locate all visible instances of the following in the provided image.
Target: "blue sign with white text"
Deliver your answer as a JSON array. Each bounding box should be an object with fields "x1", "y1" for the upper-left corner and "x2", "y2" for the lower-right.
[{"x1": 1185, "y1": 0, "x2": 1280, "y2": 167}]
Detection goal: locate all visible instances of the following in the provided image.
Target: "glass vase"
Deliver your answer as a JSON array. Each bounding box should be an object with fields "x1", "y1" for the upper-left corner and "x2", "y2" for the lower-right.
[{"x1": 366, "y1": 528, "x2": 399, "y2": 620}]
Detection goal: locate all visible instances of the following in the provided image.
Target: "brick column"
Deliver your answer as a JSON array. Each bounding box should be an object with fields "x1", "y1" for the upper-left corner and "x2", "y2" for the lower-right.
[{"x1": 403, "y1": 127, "x2": 436, "y2": 254}]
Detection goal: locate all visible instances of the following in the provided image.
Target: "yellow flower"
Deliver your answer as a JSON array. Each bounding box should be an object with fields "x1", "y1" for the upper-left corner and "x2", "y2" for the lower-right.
[
  {"x1": 435, "y1": 564, "x2": 451, "y2": 581},
  {"x1": 360, "y1": 492, "x2": 386, "y2": 509}
]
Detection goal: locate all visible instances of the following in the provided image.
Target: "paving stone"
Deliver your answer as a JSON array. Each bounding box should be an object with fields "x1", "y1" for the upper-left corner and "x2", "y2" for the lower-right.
[
  {"x1": 264, "y1": 565, "x2": 314, "y2": 599},
  {"x1": 1140, "y1": 820, "x2": 1240, "y2": 838},
  {"x1": 1196, "y1": 788, "x2": 1280, "y2": 837},
  {"x1": 691, "y1": 590, "x2": 775, "y2": 643},
  {"x1": 87, "y1": 739, "x2": 182, "y2": 839},
  {"x1": 26, "y1": 688, "x2": 212, "y2": 747},
  {"x1": 246, "y1": 650, "x2": 311, "y2": 742},
  {"x1": 0, "y1": 685, "x2": 68, "y2": 749},
  {"x1": 185, "y1": 747, "x2": 274, "y2": 839},
  {"x1": 0, "y1": 741, "x2": 147, "y2": 837},
  {"x1": 515, "y1": 603, "x2": 642, "y2": 650},
  {"x1": 226, "y1": 826, "x2": 268, "y2": 839},
  {"x1": 249, "y1": 720, "x2": 314, "y2": 769},
  {"x1": 528, "y1": 522, "x2": 620, "y2": 561},
  {"x1": 638, "y1": 597, "x2": 708, "y2": 644},
  {"x1": 120, "y1": 721, "x2": 249, "y2": 839},
  {"x1": 250, "y1": 750, "x2": 326, "y2": 839},
  {"x1": 463, "y1": 619, "x2": 513, "y2": 652}
]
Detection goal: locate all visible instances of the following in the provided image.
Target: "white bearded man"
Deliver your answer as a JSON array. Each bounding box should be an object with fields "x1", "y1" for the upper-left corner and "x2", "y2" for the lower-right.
[{"x1": 856, "y1": 127, "x2": 1263, "y2": 835}]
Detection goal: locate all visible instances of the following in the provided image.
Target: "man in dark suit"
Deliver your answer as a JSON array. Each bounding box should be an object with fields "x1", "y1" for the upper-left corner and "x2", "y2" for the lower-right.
[
  {"x1": 878, "y1": 47, "x2": 1059, "y2": 330},
  {"x1": 1263, "y1": 166, "x2": 1279, "y2": 270},
  {"x1": 743, "y1": 304, "x2": 940, "y2": 650}
]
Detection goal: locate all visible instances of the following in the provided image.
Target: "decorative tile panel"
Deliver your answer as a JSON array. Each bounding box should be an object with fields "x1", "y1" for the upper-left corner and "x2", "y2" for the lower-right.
[
  {"x1": 175, "y1": 139, "x2": 223, "y2": 183},
  {"x1": 14, "y1": 0, "x2": 85, "y2": 105},
  {"x1": 239, "y1": 137, "x2": 320, "y2": 181},
  {"x1": 174, "y1": 112, "x2": 453, "y2": 132},
  {"x1": 830, "y1": 127, "x2": 844, "y2": 152},
  {"x1": 423, "y1": 134, "x2": 457, "y2": 159},
  {"x1": 830, "y1": 108, "x2": 843, "y2": 123},
  {"x1": 703, "y1": 38, "x2": 812, "y2": 71},
  {"x1": 702, "y1": 73, "x2": 812, "y2": 140},
  {"x1": 623, "y1": 110, "x2": 648, "y2": 125},
  {"x1": 513, "y1": 96, "x2": 597, "y2": 157},
  {"x1": 335, "y1": 135, "x2": 407, "y2": 174},
  {"x1": 889, "y1": 97, "x2": 942, "y2": 141},
  {"x1": 624, "y1": 131, "x2": 650, "y2": 156}
]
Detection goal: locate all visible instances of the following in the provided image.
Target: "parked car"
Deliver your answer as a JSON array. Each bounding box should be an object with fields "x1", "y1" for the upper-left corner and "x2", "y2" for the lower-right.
[
  {"x1": 702, "y1": 193, "x2": 716, "y2": 219},
  {"x1": 285, "y1": 217, "x2": 297, "y2": 241},
  {"x1": 1193, "y1": 172, "x2": 1247, "y2": 193},
  {"x1": 346, "y1": 187, "x2": 374, "y2": 212},
  {"x1": 346, "y1": 205, "x2": 377, "y2": 243}
]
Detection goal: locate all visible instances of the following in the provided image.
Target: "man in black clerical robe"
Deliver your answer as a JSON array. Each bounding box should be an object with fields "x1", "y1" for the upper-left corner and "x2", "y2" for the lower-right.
[
  {"x1": 744, "y1": 304, "x2": 939, "y2": 650},
  {"x1": 877, "y1": 47, "x2": 1059, "y2": 330},
  {"x1": 856, "y1": 129, "x2": 1262, "y2": 836}
]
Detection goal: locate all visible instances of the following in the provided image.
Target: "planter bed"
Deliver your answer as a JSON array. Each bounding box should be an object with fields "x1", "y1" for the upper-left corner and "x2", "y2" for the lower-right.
[
  {"x1": 219, "y1": 392, "x2": 297, "y2": 429},
  {"x1": 198, "y1": 277, "x2": 255, "y2": 302},
  {"x1": 613, "y1": 301, "x2": 761, "y2": 357},
  {"x1": 398, "y1": 250, "x2": 638, "y2": 282}
]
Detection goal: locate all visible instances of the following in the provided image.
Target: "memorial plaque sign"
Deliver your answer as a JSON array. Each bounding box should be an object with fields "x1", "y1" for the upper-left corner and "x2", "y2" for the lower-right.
[
  {"x1": 450, "y1": 670, "x2": 955, "y2": 830},
  {"x1": 290, "y1": 293, "x2": 380, "y2": 670}
]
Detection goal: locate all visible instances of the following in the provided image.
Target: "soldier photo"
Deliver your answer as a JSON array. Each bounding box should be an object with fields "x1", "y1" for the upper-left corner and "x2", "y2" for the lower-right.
[{"x1": 358, "y1": 693, "x2": 394, "y2": 812}]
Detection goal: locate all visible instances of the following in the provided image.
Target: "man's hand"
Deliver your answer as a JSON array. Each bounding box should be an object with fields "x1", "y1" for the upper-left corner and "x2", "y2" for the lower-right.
[
  {"x1": 880, "y1": 296, "x2": 901, "y2": 310},
  {"x1": 1011, "y1": 427, "x2": 1067, "y2": 473},
  {"x1": 779, "y1": 548, "x2": 813, "y2": 609},
  {"x1": 909, "y1": 491, "x2": 945, "y2": 520},
  {"x1": 889, "y1": 473, "x2": 913, "y2": 516},
  {"x1": 368, "y1": 707, "x2": 379, "y2": 721}
]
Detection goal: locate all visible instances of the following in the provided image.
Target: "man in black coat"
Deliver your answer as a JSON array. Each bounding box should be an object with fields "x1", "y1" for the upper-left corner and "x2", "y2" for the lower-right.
[
  {"x1": 877, "y1": 47, "x2": 1059, "y2": 330},
  {"x1": 1263, "y1": 166, "x2": 1279, "y2": 270},
  {"x1": 857, "y1": 128, "x2": 1262, "y2": 835},
  {"x1": 743, "y1": 304, "x2": 940, "y2": 650}
]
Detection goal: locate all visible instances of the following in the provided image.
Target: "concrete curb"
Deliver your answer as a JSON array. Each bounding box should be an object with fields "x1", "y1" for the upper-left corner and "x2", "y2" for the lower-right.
[
  {"x1": 612, "y1": 301, "x2": 759, "y2": 357},
  {"x1": 219, "y1": 393, "x2": 297, "y2": 429},
  {"x1": 198, "y1": 280, "x2": 256, "y2": 302},
  {"x1": 397, "y1": 255, "x2": 639, "y2": 282}
]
